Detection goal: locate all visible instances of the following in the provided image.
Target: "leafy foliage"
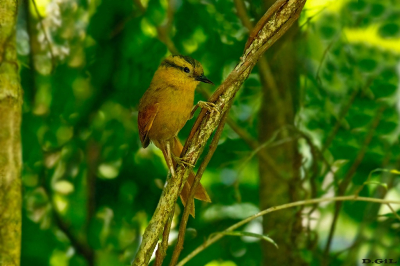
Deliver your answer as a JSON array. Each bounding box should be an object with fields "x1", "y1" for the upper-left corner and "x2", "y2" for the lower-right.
[{"x1": 16, "y1": 0, "x2": 400, "y2": 265}]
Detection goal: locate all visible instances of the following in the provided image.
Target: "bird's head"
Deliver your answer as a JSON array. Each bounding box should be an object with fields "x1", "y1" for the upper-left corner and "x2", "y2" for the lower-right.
[{"x1": 155, "y1": 55, "x2": 213, "y2": 89}]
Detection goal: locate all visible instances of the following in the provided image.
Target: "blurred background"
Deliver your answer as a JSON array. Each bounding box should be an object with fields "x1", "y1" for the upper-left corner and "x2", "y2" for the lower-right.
[{"x1": 16, "y1": 0, "x2": 400, "y2": 265}]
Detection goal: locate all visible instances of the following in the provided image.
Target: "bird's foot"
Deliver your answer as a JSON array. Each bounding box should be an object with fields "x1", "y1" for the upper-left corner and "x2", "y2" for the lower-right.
[
  {"x1": 197, "y1": 101, "x2": 220, "y2": 115},
  {"x1": 172, "y1": 154, "x2": 195, "y2": 168}
]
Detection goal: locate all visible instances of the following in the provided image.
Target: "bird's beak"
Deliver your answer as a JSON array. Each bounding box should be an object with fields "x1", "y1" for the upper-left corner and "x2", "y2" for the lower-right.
[{"x1": 196, "y1": 74, "x2": 214, "y2": 85}]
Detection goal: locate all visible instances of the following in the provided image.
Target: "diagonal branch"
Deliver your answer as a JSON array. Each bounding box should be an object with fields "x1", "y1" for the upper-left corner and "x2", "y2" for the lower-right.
[
  {"x1": 132, "y1": 0, "x2": 307, "y2": 265},
  {"x1": 169, "y1": 99, "x2": 233, "y2": 266},
  {"x1": 177, "y1": 195, "x2": 400, "y2": 266},
  {"x1": 40, "y1": 182, "x2": 94, "y2": 265},
  {"x1": 323, "y1": 105, "x2": 386, "y2": 257},
  {"x1": 198, "y1": 88, "x2": 283, "y2": 179},
  {"x1": 235, "y1": 0, "x2": 286, "y2": 131},
  {"x1": 154, "y1": 208, "x2": 175, "y2": 266},
  {"x1": 52, "y1": 207, "x2": 94, "y2": 264},
  {"x1": 234, "y1": 0, "x2": 254, "y2": 30}
]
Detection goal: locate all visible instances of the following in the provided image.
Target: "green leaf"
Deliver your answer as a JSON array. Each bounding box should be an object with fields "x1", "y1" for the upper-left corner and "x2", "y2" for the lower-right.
[
  {"x1": 320, "y1": 26, "x2": 336, "y2": 39},
  {"x1": 370, "y1": 4, "x2": 385, "y2": 17},
  {"x1": 363, "y1": 181, "x2": 388, "y2": 191},
  {"x1": 390, "y1": 169, "x2": 400, "y2": 175},
  {"x1": 378, "y1": 23, "x2": 400, "y2": 38},
  {"x1": 358, "y1": 58, "x2": 377, "y2": 72},
  {"x1": 370, "y1": 83, "x2": 397, "y2": 98},
  {"x1": 348, "y1": 1, "x2": 367, "y2": 12},
  {"x1": 370, "y1": 168, "x2": 400, "y2": 176}
]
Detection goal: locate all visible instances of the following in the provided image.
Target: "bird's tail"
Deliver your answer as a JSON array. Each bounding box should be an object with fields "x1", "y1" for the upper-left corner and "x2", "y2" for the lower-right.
[{"x1": 172, "y1": 137, "x2": 211, "y2": 217}]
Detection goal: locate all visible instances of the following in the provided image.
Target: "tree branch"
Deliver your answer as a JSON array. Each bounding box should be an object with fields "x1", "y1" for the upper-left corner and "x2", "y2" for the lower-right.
[
  {"x1": 197, "y1": 87, "x2": 284, "y2": 179},
  {"x1": 0, "y1": 0, "x2": 22, "y2": 265},
  {"x1": 234, "y1": 0, "x2": 287, "y2": 131},
  {"x1": 169, "y1": 100, "x2": 232, "y2": 266},
  {"x1": 129, "y1": 0, "x2": 178, "y2": 54},
  {"x1": 52, "y1": 206, "x2": 94, "y2": 263},
  {"x1": 234, "y1": 0, "x2": 254, "y2": 31},
  {"x1": 156, "y1": 0, "x2": 178, "y2": 54},
  {"x1": 323, "y1": 105, "x2": 386, "y2": 256},
  {"x1": 177, "y1": 195, "x2": 400, "y2": 266},
  {"x1": 132, "y1": 0, "x2": 307, "y2": 265},
  {"x1": 154, "y1": 208, "x2": 174, "y2": 266},
  {"x1": 41, "y1": 179, "x2": 95, "y2": 264}
]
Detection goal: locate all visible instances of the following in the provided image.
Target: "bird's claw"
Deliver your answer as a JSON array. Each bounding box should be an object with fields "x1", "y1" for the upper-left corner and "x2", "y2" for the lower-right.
[
  {"x1": 172, "y1": 154, "x2": 195, "y2": 168},
  {"x1": 197, "y1": 101, "x2": 220, "y2": 115}
]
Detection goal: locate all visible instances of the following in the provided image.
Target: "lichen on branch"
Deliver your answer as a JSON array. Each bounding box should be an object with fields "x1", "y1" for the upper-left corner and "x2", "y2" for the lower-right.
[
  {"x1": 0, "y1": 0, "x2": 22, "y2": 265},
  {"x1": 132, "y1": 0, "x2": 307, "y2": 265}
]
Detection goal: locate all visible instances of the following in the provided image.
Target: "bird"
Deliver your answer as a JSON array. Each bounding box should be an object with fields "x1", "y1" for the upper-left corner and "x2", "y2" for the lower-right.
[{"x1": 138, "y1": 54, "x2": 215, "y2": 217}]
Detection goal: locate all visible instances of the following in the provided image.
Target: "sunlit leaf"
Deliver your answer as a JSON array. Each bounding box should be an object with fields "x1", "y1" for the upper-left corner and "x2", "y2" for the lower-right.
[
  {"x1": 53, "y1": 180, "x2": 74, "y2": 195},
  {"x1": 390, "y1": 169, "x2": 400, "y2": 175},
  {"x1": 205, "y1": 260, "x2": 237, "y2": 266},
  {"x1": 363, "y1": 181, "x2": 388, "y2": 191}
]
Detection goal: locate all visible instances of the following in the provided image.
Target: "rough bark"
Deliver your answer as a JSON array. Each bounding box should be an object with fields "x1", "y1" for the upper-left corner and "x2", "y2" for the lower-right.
[
  {"x1": 258, "y1": 1, "x2": 306, "y2": 265},
  {"x1": 132, "y1": 0, "x2": 307, "y2": 265},
  {"x1": 0, "y1": 0, "x2": 22, "y2": 265}
]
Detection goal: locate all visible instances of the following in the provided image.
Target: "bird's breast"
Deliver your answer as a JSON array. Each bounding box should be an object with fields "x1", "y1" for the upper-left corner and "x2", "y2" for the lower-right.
[{"x1": 148, "y1": 87, "x2": 194, "y2": 141}]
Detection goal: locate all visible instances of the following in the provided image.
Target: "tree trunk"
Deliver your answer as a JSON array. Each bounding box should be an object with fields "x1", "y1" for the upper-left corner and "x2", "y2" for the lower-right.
[
  {"x1": 257, "y1": 5, "x2": 306, "y2": 265},
  {"x1": 0, "y1": 0, "x2": 22, "y2": 265}
]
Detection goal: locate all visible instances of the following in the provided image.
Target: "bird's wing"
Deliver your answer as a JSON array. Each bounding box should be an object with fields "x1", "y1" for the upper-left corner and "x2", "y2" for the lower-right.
[{"x1": 138, "y1": 103, "x2": 159, "y2": 148}]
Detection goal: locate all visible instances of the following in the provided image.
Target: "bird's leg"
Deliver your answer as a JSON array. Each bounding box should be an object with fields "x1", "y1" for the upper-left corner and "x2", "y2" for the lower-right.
[
  {"x1": 164, "y1": 141, "x2": 176, "y2": 177},
  {"x1": 190, "y1": 101, "x2": 220, "y2": 119},
  {"x1": 190, "y1": 105, "x2": 199, "y2": 119}
]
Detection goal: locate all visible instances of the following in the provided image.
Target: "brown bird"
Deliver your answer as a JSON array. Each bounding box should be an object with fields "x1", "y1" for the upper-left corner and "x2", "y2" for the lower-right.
[{"x1": 138, "y1": 55, "x2": 214, "y2": 217}]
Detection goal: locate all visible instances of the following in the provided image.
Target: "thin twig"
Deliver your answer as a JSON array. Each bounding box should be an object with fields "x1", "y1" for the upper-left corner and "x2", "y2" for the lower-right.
[
  {"x1": 156, "y1": 0, "x2": 178, "y2": 54},
  {"x1": 133, "y1": 0, "x2": 145, "y2": 12},
  {"x1": 386, "y1": 204, "x2": 400, "y2": 221},
  {"x1": 228, "y1": 117, "x2": 284, "y2": 177},
  {"x1": 42, "y1": 185, "x2": 94, "y2": 264},
  {"x1": 155, "y1": 208, "x2": 175, "y2": 266},
  {"x1": 169, "y1": 101, "x2": 232, "y2": 266},
  {"x1": 114, "y1": 0, "x2": 177, "y2": 53},
  {"x1": 321, "y1": 89, "x2": 358, "y2": 152},
  {"x1": 84, "y1": 140, "x2": 99, "y2": 266},
  {"x1": 132, "y1": 1, "x2": 307, "y2": 264},
  {"x1": 85, "y1": 140, "x2": 99, "y2": 231},
  {"x1": 322, "y1": 76, "x2": 375, "y2": 153},
  {"x1": 315, "y1": 38, "x2": 335, "y2": 85},
  {"x1": 52, "y1": 208, "x2": 94, "y2": 264},
  {"x1": 197, "y1": 88, "x2": 284, "y2": 179},
  {"x1": 234, "y1": 0, "x2": 254, "y2": 30},
  {"x1": 183, "y1": 0, "x2": 307, "y2": 153},
  {"x1": 323, "y1": 105, "x2": 386, "y2": 256},
  {"x1": 234, "y1": 0, "x2": 286, "y2": 130},
  {"x1": 345, "y1": 155, "x2": 400, "y2": 260},
  {"x1": 177, "y1": 195, "x2": 400, "y2": 266},
  {"x1": 232, "y1": 0, "x2": 287, "y2": 176}
]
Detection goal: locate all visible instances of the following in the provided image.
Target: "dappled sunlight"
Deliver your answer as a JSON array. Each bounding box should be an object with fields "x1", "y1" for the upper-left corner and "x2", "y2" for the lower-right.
[
  {"x1": 344, "y1": 25, "x2": 400, "y2": 54},
  {"x1": 10, "y1": 0, "x2": 400, "y2": 265},
  {"x1": 205, "y1": 260, "x2": 237, "y2": 266}
]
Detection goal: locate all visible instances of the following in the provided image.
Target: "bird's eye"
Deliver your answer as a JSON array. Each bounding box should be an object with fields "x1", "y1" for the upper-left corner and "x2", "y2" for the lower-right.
[{"x1": 184, "y1": 67, "x2": 190, "y2": 73}]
